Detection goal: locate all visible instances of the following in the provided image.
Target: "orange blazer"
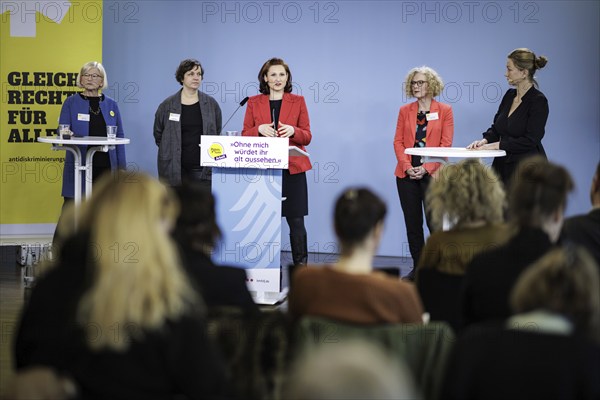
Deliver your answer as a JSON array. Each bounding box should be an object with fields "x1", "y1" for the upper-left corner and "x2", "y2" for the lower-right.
[
  {"x1": 394, "y1": 99, "x2": 454, "y2": 178},
  {"x1": 242, "y1": 93, "x2": 312, "y2": 174}
]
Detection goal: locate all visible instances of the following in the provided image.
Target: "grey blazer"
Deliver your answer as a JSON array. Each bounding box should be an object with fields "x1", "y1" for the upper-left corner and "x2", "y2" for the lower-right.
[{"x1": 153, "y1": 89, "x2": 222, "y2": 185}]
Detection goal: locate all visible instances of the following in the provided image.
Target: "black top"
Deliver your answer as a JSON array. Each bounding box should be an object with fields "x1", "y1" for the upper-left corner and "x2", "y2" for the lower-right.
[
  {"x1": 461, "y1": 227, "x2": 554, "y2": 329},
  {"x1": 412, "y1": 111, "x2": 428, "y2": 167},
  {"x1": 180, "y1": 246, "x2": 260, "y2": 315},
  {"x1": 269, "y1": 99, "x2": 282, "y2": 131},
  {"x1": 562, "y1": 208, "x2": 600, "y2": 269},
  {"x1": 180, "y1": 101, "x2": 203, "y2": 170},
  {"x1": 482, "y1": 87, "x2": 549, "y2": 183},
  {"x1": 15, "y1": 234, "x2": 230, "y2": 400},
  {"x1": 81, "y1": 94, "x2": 110, "y2": 180},
  {"x1": 442, "y1": 325, "x2": 600, "y2": 400}
]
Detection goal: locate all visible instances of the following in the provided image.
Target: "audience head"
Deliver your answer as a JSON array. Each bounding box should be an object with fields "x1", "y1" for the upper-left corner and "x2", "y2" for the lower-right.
[
  {"x1": 258, "y1": 57, "x2": 293, "y2": 94},
  {"x1": 175, "y1": 58, "x2": 204, "y2": 85},
  {"x1": 284, "y1": 339, "x2": 419, "y2": 400},
  {"x1": 507, "y1": 48, "x2": 548, "y2": 88},
  {"x1": 334, "y1": 188, "x2": 387, "y2": 255},
  {"x1": 511, "y1": 245, "x2": 600, "y2": 341},
  {"x1": 173, "y1": 183, "x2": 221, "y2": 254},
  {"x1": 427, "y1": 159, "x2": 505, "y2": 231},
  {"x1": 404, "y1": 65, "x2": 444, "y2": 98},
  {"x1": 508, "y1": 156, "x2": 573, "y2": 242},
  {"x1": 70, "y1": 171, "x2": 197, "y2": 351}
]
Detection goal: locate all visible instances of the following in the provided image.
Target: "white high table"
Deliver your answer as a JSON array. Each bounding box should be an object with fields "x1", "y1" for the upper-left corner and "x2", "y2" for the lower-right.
[
  {"x1": 406, "y1": 147, "x2": 506, "y2": 230},
  {"x1": 405, "y1": 147, "x2": 506, "y2": 165},
  {"x1": 37, "y1": 136, "x2": 130, "y2": 205}
]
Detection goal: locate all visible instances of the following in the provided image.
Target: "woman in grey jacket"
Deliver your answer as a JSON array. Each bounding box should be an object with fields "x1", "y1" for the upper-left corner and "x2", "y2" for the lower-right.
[{"x1": 154, "y1": 59, "x2": 222, "y2": 189}]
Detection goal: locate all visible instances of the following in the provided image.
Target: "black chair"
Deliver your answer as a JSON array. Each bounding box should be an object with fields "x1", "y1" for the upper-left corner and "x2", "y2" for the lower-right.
[
  {"x1": 416, "y1": 268, "x2": 464, "y2": 333},
  {"x1": 206, "y1": 307, "x2": 293, "y2": 400}
]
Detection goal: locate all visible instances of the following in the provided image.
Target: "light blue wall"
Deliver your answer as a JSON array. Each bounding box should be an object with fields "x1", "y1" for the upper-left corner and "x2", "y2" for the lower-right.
[{"x1": 103, "y1": 0, "x2": 599, "y2": 257}]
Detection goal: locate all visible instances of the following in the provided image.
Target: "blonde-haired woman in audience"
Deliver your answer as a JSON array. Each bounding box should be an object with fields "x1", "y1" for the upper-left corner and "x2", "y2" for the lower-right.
[
  {"x1": 416, "y1": 159, "x2": 513, "y2": 331},
  {"x1": 289, "y1": 188, "x2": 424, "y2": 324},
  {"x1": 14, "y1": 171, "x2": 229, "y2": 399},
  {"x1": 418, "y1": 158, "x2": 511, "y2": 275},
  {"x1": 442, "y1": 246, "x2": 600, "y2": 400}
]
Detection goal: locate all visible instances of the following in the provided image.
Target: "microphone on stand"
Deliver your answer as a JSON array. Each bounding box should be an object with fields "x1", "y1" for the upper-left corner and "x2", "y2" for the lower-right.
[{"x1": 221, "y1": 96, "x2": 249, "y2": 133}]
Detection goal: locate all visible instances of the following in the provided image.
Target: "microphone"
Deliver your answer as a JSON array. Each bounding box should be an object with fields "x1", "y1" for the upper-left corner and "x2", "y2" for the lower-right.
[{"x1": 221, "y1": 96, "x2": 249, "y2": 132}]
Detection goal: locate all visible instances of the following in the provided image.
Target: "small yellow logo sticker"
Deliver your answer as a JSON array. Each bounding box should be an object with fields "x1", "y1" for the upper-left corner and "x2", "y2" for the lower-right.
[
  {"x1": 209, "y1": 143, "x2": 226, "y2": 160},
  {"x1": 110, "y1": 110, "x2": 115, "y2": 117}
]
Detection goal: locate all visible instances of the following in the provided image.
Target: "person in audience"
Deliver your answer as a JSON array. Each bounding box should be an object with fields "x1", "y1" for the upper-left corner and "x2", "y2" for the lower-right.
[
  {"x1": 467, "y1": 48, "x2": 549, "y2": 186},
  {"x1": 418, "y1": 158, "x2": 511, "y2": 276},
  {"x1": 173, "y1": 182, "x2": 260, "y2": 314},
  {"x1": 461, "y1": 156, "x2": 574, "y2": 328},
  {"x1": 284, "y1": 339, "x2": 420, "y2": 400},
  {"x1": 14, "y1": 171, "x2": 229, "y2": 399},
  {"x1": 510, "y1": 246, "x2": 600, "y2": 342},
  {"x1": 442, "y1": 246, "x2": 600, "y2": 400},
  {"x1": 154, "y1": 58, "x2": 222, "y2": 190},
  {"x1": 393, "y1": 65, "x2": 454, "y2": 280},
  {"x1": 416, "y1": 159, "x2": 512, "y2": 331},
  {"x1": 288, "y1": 188, "x2": 424, "y2": 324},
  {"x1": 562, "y1": 161, "x2": 600, "y2": 267}
]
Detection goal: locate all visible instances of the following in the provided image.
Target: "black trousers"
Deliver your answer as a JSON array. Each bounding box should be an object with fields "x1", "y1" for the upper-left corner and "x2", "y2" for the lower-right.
[{"x1": 396, "y1": 175, "x2": 433, "y2": 267}]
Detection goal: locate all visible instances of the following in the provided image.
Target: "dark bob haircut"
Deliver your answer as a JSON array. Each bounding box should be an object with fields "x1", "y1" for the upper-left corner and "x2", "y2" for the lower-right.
[{"x1": 175, "y1": 59, "x2": 204, "y2": 85}]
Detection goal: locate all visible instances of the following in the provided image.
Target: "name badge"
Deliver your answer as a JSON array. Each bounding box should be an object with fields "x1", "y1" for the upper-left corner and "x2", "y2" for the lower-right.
[
  {"x1": 169, "y1": 113, "x2": 180, "y2": 122},
  {"x1": 77, "y1": 113, "x2": 90, "y2": 122},
  {"x1": 426, "y1": 112, "x2": 439, "y2": 121}
]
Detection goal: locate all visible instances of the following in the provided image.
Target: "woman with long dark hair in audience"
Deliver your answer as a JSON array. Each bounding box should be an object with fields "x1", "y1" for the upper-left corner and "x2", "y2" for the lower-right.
[
  {"x1": 288, "y1": 188, "x2": 424, "y2": 324},
  {"x1": 15, "y1": 171, "x2": 229, "y2": 399},
  {"x1": 173, "y1": 182, "x2": 260, "y2": 314},
  {"x1": 461, "y1": 156, "x2": 574, "y2": 328}
]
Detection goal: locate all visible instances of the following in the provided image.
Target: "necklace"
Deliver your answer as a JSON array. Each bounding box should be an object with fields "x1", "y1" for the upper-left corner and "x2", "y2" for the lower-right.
[{"x1": 82, "y1": 93, "x2": 102, "y2": 115}]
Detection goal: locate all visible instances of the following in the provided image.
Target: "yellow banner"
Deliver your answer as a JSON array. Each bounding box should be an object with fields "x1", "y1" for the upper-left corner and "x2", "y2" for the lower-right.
[{"x1": 1, "y1": 1, "x2": 102, "y2": 232}]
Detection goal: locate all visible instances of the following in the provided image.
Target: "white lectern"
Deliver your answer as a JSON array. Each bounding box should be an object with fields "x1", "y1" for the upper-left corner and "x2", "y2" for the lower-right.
[{"x1": 200, "y1": 135, "x2": 307, "y2": 304}]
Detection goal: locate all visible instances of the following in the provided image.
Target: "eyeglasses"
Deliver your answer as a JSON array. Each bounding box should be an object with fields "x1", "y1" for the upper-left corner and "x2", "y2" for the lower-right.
[
  {"x1": 410, "y1": 80, "x2": 427, "y2": 87},
  {"x1": 82, "y1": 73, "x2": 103, "y2": 79}
]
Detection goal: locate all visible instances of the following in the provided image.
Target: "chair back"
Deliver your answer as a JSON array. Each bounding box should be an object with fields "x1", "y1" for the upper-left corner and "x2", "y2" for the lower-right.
[
  {"x1": 417, "y1": 268, "x2": 465, "y2": 332},
  {"x1": 293, "y1": 316, "x2": 455, "y2": 400}
]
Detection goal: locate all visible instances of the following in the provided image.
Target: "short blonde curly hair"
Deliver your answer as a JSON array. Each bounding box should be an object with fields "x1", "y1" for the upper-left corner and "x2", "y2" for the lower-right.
[
  {"x1": 404, "y1": 66, "x2": 444, "y2": 98},
  {"x1": 426, "y1": 159, "x2": 505, "y2": 231}
]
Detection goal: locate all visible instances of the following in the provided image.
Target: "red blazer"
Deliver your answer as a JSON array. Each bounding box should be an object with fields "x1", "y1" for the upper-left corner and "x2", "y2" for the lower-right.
[
  {"x1": 394, "y1": 99, "x2": 454, "y2": 178},
  {"x1": 242, "y1": 93, "x2": 312, "y2": 174}
]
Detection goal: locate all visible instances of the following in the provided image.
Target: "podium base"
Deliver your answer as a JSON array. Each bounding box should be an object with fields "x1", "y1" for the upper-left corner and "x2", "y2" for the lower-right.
[{"x1": 251, "y1": 287, "x2": 288, "y2": 305}]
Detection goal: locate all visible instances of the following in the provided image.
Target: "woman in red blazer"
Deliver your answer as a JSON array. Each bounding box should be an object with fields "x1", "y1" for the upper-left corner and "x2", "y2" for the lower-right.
[
  {"x1": 393, "y1": 66, "x2": 454, "y2": 280},
  {"x1": 242, "y1": 58, "x2": 312, "y2": 266}
]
